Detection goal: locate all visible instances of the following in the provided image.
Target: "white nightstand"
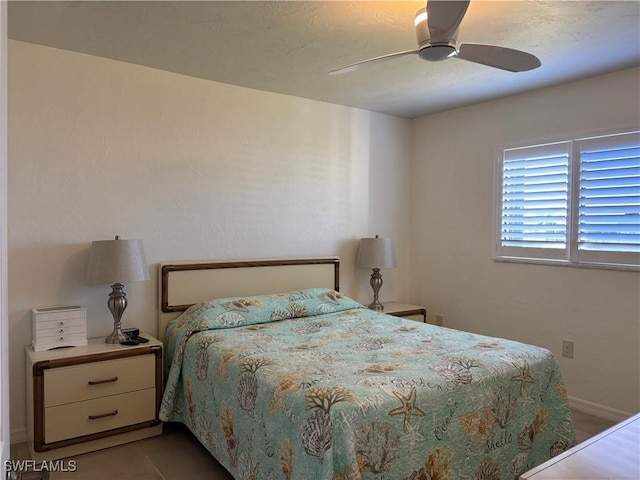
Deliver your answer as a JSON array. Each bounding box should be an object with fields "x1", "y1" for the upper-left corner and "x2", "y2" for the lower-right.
[
  {"x1": 26, "y1": 334, "x2": 163, "y2": 461},
  {"x1": 382, "y1": 302, "x2": 427, "y2": 323}
]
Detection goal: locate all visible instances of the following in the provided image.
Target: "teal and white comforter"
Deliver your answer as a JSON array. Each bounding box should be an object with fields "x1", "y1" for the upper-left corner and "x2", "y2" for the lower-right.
[{"x1": 160, "y1": 288, "x2": 575, "y2": 480}]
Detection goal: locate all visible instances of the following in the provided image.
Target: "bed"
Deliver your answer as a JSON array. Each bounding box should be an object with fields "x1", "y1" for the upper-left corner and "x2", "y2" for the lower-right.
[{"x1": 158, "y1": 257, "x2": 576, "y2": 480}]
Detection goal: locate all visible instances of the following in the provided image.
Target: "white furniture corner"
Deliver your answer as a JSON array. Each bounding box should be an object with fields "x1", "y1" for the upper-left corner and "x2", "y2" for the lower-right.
[{"x1": 520, "y1": 412, "x2": 639, "y2": 479}]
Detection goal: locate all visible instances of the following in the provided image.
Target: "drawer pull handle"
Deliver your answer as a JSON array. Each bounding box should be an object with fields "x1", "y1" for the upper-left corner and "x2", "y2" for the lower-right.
[
  {"x1": 88, "y1": 376, "x2": 118, "y2": 386},
  {"x1": 88, "y1": 410, "x2": 118, "y2": 420}
]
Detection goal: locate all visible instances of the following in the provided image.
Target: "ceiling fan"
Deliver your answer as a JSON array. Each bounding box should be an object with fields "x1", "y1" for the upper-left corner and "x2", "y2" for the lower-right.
[{"x1": 329, "y1": 0, "x2": 541, "y2": 75}]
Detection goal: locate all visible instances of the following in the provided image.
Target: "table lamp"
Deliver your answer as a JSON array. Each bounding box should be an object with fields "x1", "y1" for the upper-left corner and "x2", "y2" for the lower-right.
[
  {"x1": 356, "y1": 235, "x2": 397, "y2": 311},
  {"x1": 86, "y1": 236, "x2": 149, "y2": 343}
]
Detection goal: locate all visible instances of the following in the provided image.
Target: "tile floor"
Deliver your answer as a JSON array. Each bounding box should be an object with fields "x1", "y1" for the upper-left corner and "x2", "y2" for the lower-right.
[
  {"x1": 10, "y1": 409, "x2": 616, "y2": 480},
  {"x1": 571, "y1": 409, "x2": 617, "y2": 444}
]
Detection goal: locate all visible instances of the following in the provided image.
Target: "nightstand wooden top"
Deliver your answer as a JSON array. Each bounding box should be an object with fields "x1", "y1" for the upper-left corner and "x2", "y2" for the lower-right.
[
  {"x1": 382, "y1": 302, "x2": 426, "y2": 316},
  {"x1": 26, "y1": 333, "x2": 161, "y2": 362}
]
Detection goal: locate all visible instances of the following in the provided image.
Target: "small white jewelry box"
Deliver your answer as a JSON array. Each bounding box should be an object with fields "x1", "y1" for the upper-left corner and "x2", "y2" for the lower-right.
[{"x1": 32, "y1": 305, "x2": 88, "y2": 351}]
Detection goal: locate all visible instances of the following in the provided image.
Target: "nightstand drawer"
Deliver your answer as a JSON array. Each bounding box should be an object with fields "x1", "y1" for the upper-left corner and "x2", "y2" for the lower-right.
[
  {"x1": 44, "y1": 388, "x2": 156, "y2": 443},
  {"x1": 44, "y1": 354, "x2": 155, "y2": 407}
]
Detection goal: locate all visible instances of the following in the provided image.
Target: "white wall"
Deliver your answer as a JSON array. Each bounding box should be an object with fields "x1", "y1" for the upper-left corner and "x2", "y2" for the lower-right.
[
  {"x1": 7, "y1": 41, "x2": 411, "y2": 440},
  {"x1": 410, "y1": 67, "x2": 640, "y2": 419}
]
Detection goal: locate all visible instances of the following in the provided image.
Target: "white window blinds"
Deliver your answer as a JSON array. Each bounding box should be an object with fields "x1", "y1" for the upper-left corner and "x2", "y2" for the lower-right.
[
  {"x1": 576, "y1": 132, "x2": 640, "y2": 265},
  {"x1": 495, "y1": 130, "x2": 640, "y2": 269},
  {"x1": 498, "y1": 142, "x2": 570, "y2": 260}
]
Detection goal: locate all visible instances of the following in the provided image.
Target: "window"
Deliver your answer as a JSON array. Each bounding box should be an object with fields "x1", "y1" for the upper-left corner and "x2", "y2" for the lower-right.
[{"x1": 494, "y1": 130, "x2": 640, "y2": 269}]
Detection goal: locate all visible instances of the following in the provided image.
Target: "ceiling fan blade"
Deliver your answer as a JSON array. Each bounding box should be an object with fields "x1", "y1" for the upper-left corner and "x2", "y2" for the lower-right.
[
  {"x1": 329, "y1": 49, "x2": 419, "y2": 75},
  {"x1": 426, "y1": 0, "x2": 470, "y2": 43},
  {"x1": 456, "y1": 43, "x2": 541, "y2": 72}
]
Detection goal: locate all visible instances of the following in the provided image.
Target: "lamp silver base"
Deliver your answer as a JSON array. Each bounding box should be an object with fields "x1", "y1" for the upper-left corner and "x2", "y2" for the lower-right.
[
  {"x1": 368, "y1": 302, "x2": 384, "y2": 312},
  {"x1": 105, "y1": 327, "x2": 128, "y2": 344},
  {"x1": 106, "y1": 282, "x2": 128, "y2": 344},
  {"x1": 367, "y1": 268, "x2": 385, "y2": 313}
]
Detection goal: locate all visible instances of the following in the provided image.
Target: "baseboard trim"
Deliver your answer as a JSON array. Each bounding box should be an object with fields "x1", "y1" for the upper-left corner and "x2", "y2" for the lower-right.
[
  {"x1": 569, "y1": 396, "x2": 633, "y2": 423},
  {"x1": 10, "y1": 426, "x2": 26, "y2": 445}
]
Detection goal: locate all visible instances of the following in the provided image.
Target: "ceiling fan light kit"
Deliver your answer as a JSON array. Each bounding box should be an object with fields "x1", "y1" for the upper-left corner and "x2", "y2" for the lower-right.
[{"x1": 330, "y1": 0, "x2": 541, "y2": 75}]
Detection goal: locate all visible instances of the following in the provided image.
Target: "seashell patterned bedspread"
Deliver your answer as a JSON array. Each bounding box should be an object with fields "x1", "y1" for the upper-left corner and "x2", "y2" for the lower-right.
[{"x1": 160, "y1": 288, "x2": 576, "y2": 480}]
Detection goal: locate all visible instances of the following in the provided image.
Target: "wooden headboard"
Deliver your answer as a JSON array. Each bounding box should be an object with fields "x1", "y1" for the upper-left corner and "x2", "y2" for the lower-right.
[{"x1": 158, "y1": 257, "x2": 340, "y2": 341}]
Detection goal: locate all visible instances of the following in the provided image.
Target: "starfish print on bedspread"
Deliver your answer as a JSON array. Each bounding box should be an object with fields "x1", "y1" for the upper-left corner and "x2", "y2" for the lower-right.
[
  {"x1": 511, "y1": 361, "x2": 535, "y2": 394},
  {"x1": 388, "y1": 386, "x2": 425, "y2": 432}
]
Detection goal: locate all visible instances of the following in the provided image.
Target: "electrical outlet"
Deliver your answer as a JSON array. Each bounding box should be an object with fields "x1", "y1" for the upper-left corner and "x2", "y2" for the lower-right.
[
  {"x1": 435, "y1": 314, "x2": 444, "y2": 326},
  {"x1": 562, "y1": 340, "x2": 574, "y2": 358}
]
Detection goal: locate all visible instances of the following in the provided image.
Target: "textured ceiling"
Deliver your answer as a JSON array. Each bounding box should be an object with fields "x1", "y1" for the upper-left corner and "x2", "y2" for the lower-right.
[{"x1": 8, "y1": 1, "x2": 640, "y2": 118}]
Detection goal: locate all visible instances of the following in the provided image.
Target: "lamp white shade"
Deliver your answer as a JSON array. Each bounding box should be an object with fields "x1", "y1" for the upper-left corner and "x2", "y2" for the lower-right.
[
  {"x1": 356, "y1": 236, "x2": 397, "y2": 269},
  {"x1": 86, "y1": 237, "x2": 149, "y2": 285}
]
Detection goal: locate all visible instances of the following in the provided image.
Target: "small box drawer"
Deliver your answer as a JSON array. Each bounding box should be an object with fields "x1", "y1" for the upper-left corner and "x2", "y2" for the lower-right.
[
  {"x1": 32, "y1": 333, "x2": 88, "y2": 351},
  {"x1": 44, "y1": 354, "x2": 155, "y2": 407},
  {"x1": 34, "y1": 317, "x2": 86, "y2": 330},
  {"x1": 44, "y1": 388, "x2": 156, "y2": 443},
  {"x1": 34, "y1": 325, "x2": 86, "y2": 338}
]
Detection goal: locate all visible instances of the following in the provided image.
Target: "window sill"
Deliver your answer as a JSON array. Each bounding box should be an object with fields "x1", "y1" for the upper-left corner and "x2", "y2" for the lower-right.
[{"x1": 492, "y1": 256, "x2": 640, "y2": 272}]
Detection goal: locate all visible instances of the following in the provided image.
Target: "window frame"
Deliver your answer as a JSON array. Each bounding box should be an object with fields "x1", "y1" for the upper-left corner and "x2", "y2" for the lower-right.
[{"x1": 493, "y1": 127, "x2": 640, "y2": 271}]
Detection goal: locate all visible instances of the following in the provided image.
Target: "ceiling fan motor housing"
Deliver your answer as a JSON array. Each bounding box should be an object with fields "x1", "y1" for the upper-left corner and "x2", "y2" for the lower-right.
[
  {"x1": 415, "y1": 7, "x2": 459, "y2": 61},
  {"x1": 418, "y1": 44, "x2": 457, "y2": 61}
]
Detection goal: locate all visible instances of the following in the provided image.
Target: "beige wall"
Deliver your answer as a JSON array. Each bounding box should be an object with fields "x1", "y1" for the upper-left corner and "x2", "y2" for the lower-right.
[
  {"x1": 7, "y1": 41, "x2": 411, "y2": 440},
  {"x1": 410, "y1": 67, "x2": 640, "y2": 419}
]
